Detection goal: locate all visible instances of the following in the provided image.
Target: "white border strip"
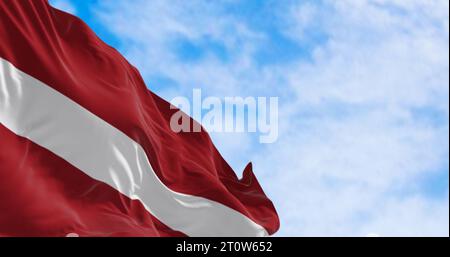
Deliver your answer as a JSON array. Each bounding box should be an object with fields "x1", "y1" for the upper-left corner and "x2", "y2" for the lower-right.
[{"x1": 0, "y1": 58, "x2": 268, "y2": 237}]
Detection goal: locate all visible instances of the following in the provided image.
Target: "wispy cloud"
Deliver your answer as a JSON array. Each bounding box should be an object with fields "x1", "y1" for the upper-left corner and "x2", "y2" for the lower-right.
[
  {"x1": 89, "y1": 0, "x2": 449, "y2": 236},
  {"x1": 49, "y1": 0, "x2": 76, "y2": 15}
]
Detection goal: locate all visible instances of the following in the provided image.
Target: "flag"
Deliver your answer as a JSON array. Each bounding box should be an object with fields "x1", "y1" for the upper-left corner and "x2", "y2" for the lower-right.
[{"x1": 0, "y1": 0, "x2": 279, "y2": 237}]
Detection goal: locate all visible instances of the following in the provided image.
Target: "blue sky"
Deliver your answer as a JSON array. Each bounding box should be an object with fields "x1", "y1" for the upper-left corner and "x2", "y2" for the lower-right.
[{"x1": 50, "y1": 0, "x2": 449, "y2": 236}]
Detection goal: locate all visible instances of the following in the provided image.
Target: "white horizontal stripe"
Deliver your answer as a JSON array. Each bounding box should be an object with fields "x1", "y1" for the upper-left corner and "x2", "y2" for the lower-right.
[{"x1": 0, "y1": 57, "x2": 268, "y2": 237}]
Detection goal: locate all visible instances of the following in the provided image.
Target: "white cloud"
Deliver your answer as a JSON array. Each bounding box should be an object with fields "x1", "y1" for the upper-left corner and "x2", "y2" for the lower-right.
[
  {"x1": 93, "y1": 0, "x2": 449, "y2": 236},
  {"x1": 361, "y1": 194, "x2": 449, "y2": 237},
  {"x1": 95, "y1": 0, "x2": 271, "y2": 96},
  {"x1": 256, "y1": 0, "x2": 449, "y2": 236},
  {"x1": 49, "y1": 0, "x2": 76, "y2": 15}
]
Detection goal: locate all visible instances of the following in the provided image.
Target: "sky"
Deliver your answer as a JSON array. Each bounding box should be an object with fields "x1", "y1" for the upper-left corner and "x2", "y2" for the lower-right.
[{"x1": 49, "y1": 0, "x2": 449, "y2": 236}]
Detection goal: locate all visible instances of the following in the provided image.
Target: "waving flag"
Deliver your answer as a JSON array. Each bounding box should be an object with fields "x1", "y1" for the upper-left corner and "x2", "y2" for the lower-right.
[{"x1": 0, "y1": 0, "x2": 279, "y2": 237}]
